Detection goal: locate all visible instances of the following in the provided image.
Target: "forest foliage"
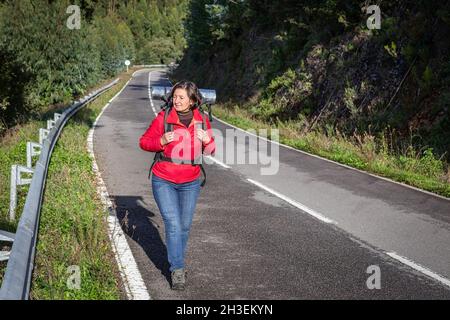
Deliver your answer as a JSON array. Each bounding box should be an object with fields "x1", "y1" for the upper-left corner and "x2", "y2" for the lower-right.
[{"x1": 0, "y1": 0, "x2": 187, "y2": 133}]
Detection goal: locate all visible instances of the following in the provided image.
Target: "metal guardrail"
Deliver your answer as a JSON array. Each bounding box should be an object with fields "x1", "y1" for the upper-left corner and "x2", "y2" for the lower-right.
[
  {"x1": 0, "y1": 78, "x2": 119, "y2": 300},
  {"x1": 133, "y1": 64, "x2": 178, "y2": 68},
  {"x1": 133, "y1": 64, "x2": 178, "y2": 74}
]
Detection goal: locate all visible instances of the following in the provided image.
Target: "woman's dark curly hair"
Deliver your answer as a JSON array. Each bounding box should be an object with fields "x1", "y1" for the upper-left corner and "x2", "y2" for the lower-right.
[{"x1": 170, "y1": 80, "x2": 202, "y2": 109}]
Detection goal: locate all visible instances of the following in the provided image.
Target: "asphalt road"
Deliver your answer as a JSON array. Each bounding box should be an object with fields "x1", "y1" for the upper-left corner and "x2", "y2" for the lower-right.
[{"x1": 93, "y1": 68, "x2": 450, "y2": 299}]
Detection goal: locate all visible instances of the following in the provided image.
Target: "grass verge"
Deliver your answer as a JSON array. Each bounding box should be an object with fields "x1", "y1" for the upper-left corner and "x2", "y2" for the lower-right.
[
  {"x1": 213, "y1": 104, "x2": 450, "y2": 198},
  {"x1": 1, "y1": 68, "x2": 139, "y2": 298}
]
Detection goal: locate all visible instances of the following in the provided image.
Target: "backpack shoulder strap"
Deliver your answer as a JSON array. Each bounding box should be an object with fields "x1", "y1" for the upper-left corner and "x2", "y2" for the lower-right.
[
  {"x1": 149, "y1": 107, "x2": 171, "y2": 180},
  {"x1": 195, "y1": 108, "x2": 206, "y2": 131},
  {"x1": 201, "y1": 110, "x2": 206, "y2": 131},
  {"x1": 164, "y1": 106, "x2": 172, "y2": 133},
  {"x1": 196, "y1": 108, "x2": 207, "y2": 187}
]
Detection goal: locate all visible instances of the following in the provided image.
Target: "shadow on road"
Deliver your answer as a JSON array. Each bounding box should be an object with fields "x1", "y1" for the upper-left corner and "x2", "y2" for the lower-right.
[
  {"x1": 127, "y1": 84, "x2": 148, "y2": 90},
  {"x1": 111, "y1": 195, "x2": 171, "y2": 284}
]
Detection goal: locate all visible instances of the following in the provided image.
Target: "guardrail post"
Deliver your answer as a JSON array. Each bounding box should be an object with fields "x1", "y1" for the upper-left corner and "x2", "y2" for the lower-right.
[
  {"x1": 46, "y1": 113, "x2": 62, "y2": 130},
  {"x1": 39, "y1": 128, "x2": 50, "y2": 145},
  {"x1": 0, "y1": 251, "x2": 10, "y2": 262},
  {"x1": 0, "y1": 230, "x2": 15, "y2": 262},
  {"x1": 26, "y1": 142, "x2": 43, "y2": 168},
  {"x1": 9, "y1": 165, "x2": 34, "y2": 221},
  {"x1": 47, "y1": 119, "x2": 55, "y2": 130}
]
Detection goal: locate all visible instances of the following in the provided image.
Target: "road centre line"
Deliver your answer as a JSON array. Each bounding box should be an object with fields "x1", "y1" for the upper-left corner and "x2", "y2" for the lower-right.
[{"x1": 246, "y1": 178, "x2": 336, "y2": 224}]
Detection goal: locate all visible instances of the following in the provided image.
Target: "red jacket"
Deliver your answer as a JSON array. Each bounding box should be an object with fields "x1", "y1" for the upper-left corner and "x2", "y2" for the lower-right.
[{"x1": 139, "y1": 107, "x2": 216, "y2": 184}]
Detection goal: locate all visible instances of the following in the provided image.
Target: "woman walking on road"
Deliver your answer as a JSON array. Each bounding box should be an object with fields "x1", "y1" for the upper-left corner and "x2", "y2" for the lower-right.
[{"x1": 139, "y1": 80, "x2": 215, "y2": 290}]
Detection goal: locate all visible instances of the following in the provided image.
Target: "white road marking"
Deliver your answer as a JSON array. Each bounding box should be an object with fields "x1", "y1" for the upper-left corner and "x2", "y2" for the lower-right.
[
  {"x1": 88, "y1": 76, "x2": 151, "y2": 300},
  {"x1": 148, "y1": 71, "x2": 157, "y2": 116},
  {"x1": 246, "y1": 178, "x2": 336, "y2": 224},
  {"x1": 205, "y1": 155, "x2": 230, "y2": 169},
  {"x1": 386, "y1": 252, "x2": 450, "y2": 289}
]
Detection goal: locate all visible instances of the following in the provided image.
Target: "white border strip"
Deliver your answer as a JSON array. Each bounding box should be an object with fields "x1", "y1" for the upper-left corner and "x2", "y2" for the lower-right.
[
  {"x1": 386, "y1": 252, "x2": 450, "y2": 288},
  {"x1": 213, "y1": 116, "x2": 450, "y2": 201},
  {"x1": 247, "y1": 178, "x2": 336, "y2": 224},
  {"x1": 148, "y1": 72, "x2": 156, "y2": 114},
  {"x1": 87, "y1": 74, "x2": 151, "y2": 300},
  {"x1": 205, "y1": 155, "x2": 230, "y2": 169}
]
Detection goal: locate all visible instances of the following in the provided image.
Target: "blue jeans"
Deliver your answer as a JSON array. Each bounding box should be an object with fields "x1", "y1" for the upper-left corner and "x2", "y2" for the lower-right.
[{"x1": 151, "y1": 174, "x2": 201, "y2": 272}]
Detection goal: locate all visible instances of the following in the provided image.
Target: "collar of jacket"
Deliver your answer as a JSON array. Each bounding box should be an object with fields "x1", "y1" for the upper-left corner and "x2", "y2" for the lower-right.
[{"x1": 166, "y1": 107, "x2": 203, "y2": 126}]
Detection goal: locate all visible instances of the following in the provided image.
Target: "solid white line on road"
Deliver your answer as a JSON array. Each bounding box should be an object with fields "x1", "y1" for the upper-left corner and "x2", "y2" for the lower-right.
[
  {"x1": 108, "y1": 79, "x2": 129, "y2": 103},
  {"x1": 148, "y1": 72, "x2": 153, "y2": 108},
  {"x1": 386, "y1": 252, "x2": 450, "y2": 289},
  {"x1": 148, "y1": 71, "x2": 158, "y2": 116},
  {"x1": 246, "y1": 178, "x2": 336, "y2": 224},
  {"x1": 88, "y1": 76, "x2": 151, "y2": 300},
  {"x1": 205, "y1": 155, "x2": 231, "y2": 169}
]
